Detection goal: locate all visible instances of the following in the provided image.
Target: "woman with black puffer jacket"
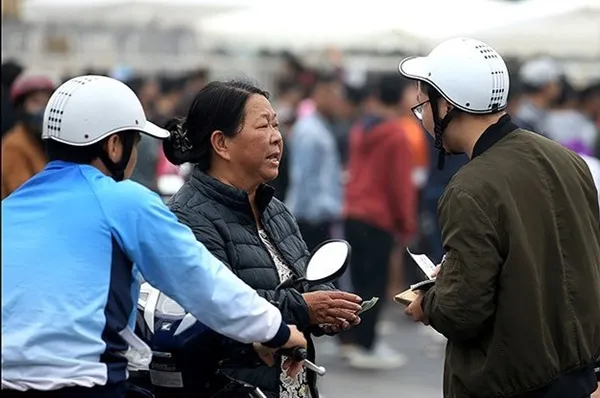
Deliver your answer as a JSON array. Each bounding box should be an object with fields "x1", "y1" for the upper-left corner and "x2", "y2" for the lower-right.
[{"x1": 165, "y1": 80, "x2": 363, "y2": 398}]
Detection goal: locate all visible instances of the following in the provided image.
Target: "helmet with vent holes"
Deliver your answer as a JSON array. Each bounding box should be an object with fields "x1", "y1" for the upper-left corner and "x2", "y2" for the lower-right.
[
  {"x1": 42, "y1": 75, "x2": 169, "y2": 146},
  {"x1": 398, "y1": 37, "x2": 510, "y2": 114}
]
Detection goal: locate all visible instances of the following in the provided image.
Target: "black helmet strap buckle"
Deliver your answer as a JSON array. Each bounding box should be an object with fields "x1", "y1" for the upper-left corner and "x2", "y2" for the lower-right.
[{"x1": 97, "y1": 132, "x2": 136, "y2": 182}]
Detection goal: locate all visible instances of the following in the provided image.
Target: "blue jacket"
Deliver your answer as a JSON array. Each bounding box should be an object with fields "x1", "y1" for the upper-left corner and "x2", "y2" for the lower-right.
[{"x1": 2, "y1": 161, "x2": 288, "y2": 391}]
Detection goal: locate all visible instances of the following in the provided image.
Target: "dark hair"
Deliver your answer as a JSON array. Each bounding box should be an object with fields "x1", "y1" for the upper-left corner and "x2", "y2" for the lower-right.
[
  {"x1": 418, "y1": 81, "x2": 442, "y2": 102},
  {"x1": 308, "y1": 70, "x2": 339, "y2": 97},
  {"x1": 314, "y1": 70, "x2": 339, "y2": 85},
  {"x1": 344, "y1": 83, "x2": 368, "y2": 106},
  {"x1": 276, "y1": 79, "x2": 303, "y2": 97},
  {"x1": 159, "y1": 75, "x2": 187, "y2": 95},
  {"x1": 45, "y1": 131, "x2": 133, "y2": 164},
  {"x1": 187, "y1": 68, "x2": 208, "y2": 82},
  {"x1": 1, "y1": 60, "x2": 24, "y2": 89},
  {"x1": 281, "y1": 51, "x2": 305, "y2": 75},
  {"x1": 507, "y1": 75, "x2": 523, "y2": 102},
  {"x1": 124, "y1": 76, "x2": 145, "y2": 95},
  {"x1": 374, "y1": 74, "x2": 408, "y2": 106},
  {"x1": 521, "y1": 82, "x2": 548, "y2": 95},
  {"x1": 580, "y1": 81, "x2": 600, "y2": 104},
  {"x1": 163, "y1": 80, "x2": 270, "y2": 169},
  {"x1": 555, "y1": 77, "x2": 577, "y2": 107},
  {"x1": 46, "y1": 139, "x2": 105, "y2": 164}
]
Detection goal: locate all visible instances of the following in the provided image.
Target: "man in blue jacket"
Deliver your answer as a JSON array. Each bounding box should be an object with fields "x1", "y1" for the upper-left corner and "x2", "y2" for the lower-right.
[{"x1": 1, "y1": 75, "x2": 305, "y2": 397}]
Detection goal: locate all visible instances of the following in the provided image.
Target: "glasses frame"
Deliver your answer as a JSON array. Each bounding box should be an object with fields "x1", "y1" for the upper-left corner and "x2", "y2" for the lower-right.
[{"x1": 411, "y1": 100, "x2": 430, "y2": 121}]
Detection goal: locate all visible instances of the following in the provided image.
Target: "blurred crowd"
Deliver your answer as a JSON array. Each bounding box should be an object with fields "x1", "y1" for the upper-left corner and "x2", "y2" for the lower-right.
[{"x1": 2, "y1": 51, "x2": 599, "y2": 369}]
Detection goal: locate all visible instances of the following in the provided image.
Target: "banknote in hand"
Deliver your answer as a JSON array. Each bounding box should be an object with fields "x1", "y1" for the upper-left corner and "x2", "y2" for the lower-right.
[{"x1": 358, "y1": 297, "x2": 379, "y2": 315}]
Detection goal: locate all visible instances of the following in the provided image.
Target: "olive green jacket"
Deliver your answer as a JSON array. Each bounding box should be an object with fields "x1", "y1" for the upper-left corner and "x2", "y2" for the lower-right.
[{"x1": 424, "y1": 115, "x2": 600, "y2": 397}]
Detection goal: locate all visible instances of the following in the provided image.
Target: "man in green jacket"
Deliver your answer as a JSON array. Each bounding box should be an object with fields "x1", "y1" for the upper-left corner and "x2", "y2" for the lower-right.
[{"x1": 401, "y1": 37, "x2": 600, "y2": 398}]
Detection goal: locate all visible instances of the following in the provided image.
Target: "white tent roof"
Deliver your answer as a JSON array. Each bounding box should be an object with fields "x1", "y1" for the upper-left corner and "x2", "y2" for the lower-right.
[
  {"x1": 471, "y1": 0, "x2": 600, "y2": 59},
  {"x1": 22, "y1": 0, "x2": 250, "y2": 26},
  {"x1": 198, "y1": 0, "x2": 558, "y2": 51}
]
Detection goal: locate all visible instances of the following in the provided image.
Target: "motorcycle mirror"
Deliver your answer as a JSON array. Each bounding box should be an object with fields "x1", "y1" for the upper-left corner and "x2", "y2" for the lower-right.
[
  {"x1": 304, "y1": 239, "x2": 351, "y2": 285},
  {"x1": 273, "y1": 240, "x2": 351, "y2": 295}
]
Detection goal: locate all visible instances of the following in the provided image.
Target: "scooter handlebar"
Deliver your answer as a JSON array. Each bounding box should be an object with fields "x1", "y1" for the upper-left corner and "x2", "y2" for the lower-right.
[
  {"x1": 279, "y1": 347, "x2": 326, "y2": 376},
  {"x1": 280, "y1": 347, "x2": 308, "y2": 361}
]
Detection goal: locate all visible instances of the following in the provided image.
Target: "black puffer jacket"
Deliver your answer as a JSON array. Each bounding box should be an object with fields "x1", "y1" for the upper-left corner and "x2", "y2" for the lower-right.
[{"x1": 168, "y1": 168, "x2": 333, "y2": 398}]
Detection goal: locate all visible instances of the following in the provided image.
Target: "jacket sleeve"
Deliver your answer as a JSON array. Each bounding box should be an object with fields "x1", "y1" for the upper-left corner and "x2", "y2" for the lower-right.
[
  {"x1": 174, "y1": 206, "x2": 315, "y2": 332},
  {"x1": 105, "y1": 185, "x2": 290, "y2": 347},
  {"x1": 422, "y1": 187, "x2": 503, "y2": 342}
]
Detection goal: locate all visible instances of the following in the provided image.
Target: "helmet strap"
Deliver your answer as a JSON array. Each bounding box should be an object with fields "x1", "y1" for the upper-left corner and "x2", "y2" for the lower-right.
[
  {"x1": 97, "y1": 133, "x2": 136, "y2": 182},
  {"x1": 428, "y1": 86, "x2": 457, "y2": 170}
]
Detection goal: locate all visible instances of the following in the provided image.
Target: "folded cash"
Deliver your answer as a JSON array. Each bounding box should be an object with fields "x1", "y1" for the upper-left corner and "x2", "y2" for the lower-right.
[{"x1": 358, "y1": 297, "x2": 379, "y2": 314}]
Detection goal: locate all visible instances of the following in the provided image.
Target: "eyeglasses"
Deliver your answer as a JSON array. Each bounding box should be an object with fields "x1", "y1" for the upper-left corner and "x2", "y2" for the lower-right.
[{"x1": 411, "y1": 100, "x2": 430, "y2": 121}]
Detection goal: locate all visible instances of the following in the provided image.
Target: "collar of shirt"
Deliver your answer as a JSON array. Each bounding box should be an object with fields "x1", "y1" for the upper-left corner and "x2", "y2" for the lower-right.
[{"x1": 472, "y1": 114, "x2": 519, "y2": 159}]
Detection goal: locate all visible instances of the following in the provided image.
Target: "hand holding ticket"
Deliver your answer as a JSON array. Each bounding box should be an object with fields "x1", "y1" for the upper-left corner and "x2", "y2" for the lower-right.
[
  {"x1": 394, "y1": 250, "x2": 442, "y2": 307},
  {"x1": 406, "y1": 249, "x2": 438, "y2": 279}
]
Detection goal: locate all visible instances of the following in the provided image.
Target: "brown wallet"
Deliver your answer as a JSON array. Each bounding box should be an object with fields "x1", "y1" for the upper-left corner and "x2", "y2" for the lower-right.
[{"x1": 393, "y1": 289, "x2": 420, "y2": 306}]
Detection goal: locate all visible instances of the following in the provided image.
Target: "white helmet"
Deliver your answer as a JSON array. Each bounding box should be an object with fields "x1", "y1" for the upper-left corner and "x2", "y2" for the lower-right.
[
  {"x1": 42, "y1": 75, "x2": 169, "y2": 146},
  {"x1": 398, "y1": 37, "x2": 510, "y2": 114}
]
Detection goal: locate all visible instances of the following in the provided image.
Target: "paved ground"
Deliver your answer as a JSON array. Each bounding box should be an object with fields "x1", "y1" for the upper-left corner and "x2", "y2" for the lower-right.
[{"x1": 313, "y1": 303, "x2": 445, "y2": 398}]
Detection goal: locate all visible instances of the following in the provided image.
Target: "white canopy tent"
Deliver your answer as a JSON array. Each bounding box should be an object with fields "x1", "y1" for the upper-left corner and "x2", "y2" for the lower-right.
[
  {"x1": 198, "y1": 1, "x2": 427, "y2": 51},
  {"x1": 198, "y1": 0, "x2": 568, "y2": 52},
  {"x1": 22, "y1": 0, "x2": 250, "y2": 26},
  {"x1": 471, "y1": 0, "x2": 600, "y2": 59}
]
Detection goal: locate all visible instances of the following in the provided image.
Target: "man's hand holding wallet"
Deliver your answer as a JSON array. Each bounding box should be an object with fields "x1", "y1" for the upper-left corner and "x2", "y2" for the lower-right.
[{"x1": 394, "y1": 250, "x2": 442, "y2": 324}]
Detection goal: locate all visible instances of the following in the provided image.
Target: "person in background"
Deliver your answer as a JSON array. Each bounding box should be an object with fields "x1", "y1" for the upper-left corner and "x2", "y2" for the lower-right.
[
  {"x1": 394, "y1": 76, "x2": 429, "y2": 190},
  {"x1": 1, "y1": 74, "x2": 55, "y2": 199},
  {"x1": 579, "y1": 81, "x2": 600, "y2": 156},
  {"x1": 563, "y1": 141, "x2": 600, "y2": 209},
  {"x1": 506, "y1": 77, "x2": 524, "y2": 116},
  {"x1": 513, "y1": 56, "x2": 564, "y2": 135},
  {"x1": 278, "y1": 52, "x2": 313, "y2": 93},
  {"x1": 153, "y1": 75, "x2": 187, "y2": 127},
  {"x1": 334, "y1": 83, "x2": 368, "y2": 168},
  {"x1": 388, "y1": 76, "x2": 430, "y2": 292},
  {"x1": 124, "y1": 76, "x2": 161, "y2": 193},
  {"x1": 270, "y1": 82, "x2": 303, "y2": 202},
  {"x1": 543, "y1": 77, "x2": 598, "y2": 157},
  {"x1": 1, "y1": 60, "x2": 24, "y2": 137},
  {"x1": 286, "y1": 72, "x2": 344, "y2": 252},
  {"x1": 420, "y1": 141, "x2": 468, "y2": 264},
  {"x1": 343, "y1": 74, "x2": 417, "y2": 370},
  {"x1": 275, "y1": 81, "x2": 304, "y2": 132},
  {"x1": 175, "y1": 68, "x2": 209, "y2": 117},
  {"x1": 137, "y1": 77, "x2": 161, "y2": 122}
]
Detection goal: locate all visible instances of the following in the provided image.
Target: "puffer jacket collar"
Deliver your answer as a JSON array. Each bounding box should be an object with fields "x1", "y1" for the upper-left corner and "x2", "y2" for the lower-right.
[{"x1": 190, "y1": 167, "x2": 275, "y2": 215}]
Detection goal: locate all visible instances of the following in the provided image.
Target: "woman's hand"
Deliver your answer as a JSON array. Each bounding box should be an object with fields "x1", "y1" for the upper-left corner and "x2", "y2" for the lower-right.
[
  {"x1": 319, "y1": 322, "x2": 351, "y2": 335},
  {"x1": 302, "y1": 291, "x2": 362, "y2": 326}
]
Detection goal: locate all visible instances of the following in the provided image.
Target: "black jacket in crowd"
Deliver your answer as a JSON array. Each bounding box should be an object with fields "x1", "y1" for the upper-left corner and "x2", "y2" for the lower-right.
[{"x1": 168, "y1": 168, "x2": 334, "y2": 398}]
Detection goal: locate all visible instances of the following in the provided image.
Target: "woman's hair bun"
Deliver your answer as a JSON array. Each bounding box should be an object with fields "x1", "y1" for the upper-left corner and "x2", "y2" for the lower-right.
[{"x1": 163, "y1": 117, "x2": 197, "y2": 166}]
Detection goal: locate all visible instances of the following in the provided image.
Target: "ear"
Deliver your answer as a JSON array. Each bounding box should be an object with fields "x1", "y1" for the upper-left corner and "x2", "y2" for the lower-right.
[
  {"x1": 104, "y1": 134, "x2": 122, "y2": 163},
  {"x1": 210, "y1": 130, "x2": 231, "y2": 161}
]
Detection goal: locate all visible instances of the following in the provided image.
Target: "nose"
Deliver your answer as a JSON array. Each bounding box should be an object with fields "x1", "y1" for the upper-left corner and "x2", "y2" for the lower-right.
[{"x1": 271, "y1": 127, "x2": 283, "y2": 144}]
